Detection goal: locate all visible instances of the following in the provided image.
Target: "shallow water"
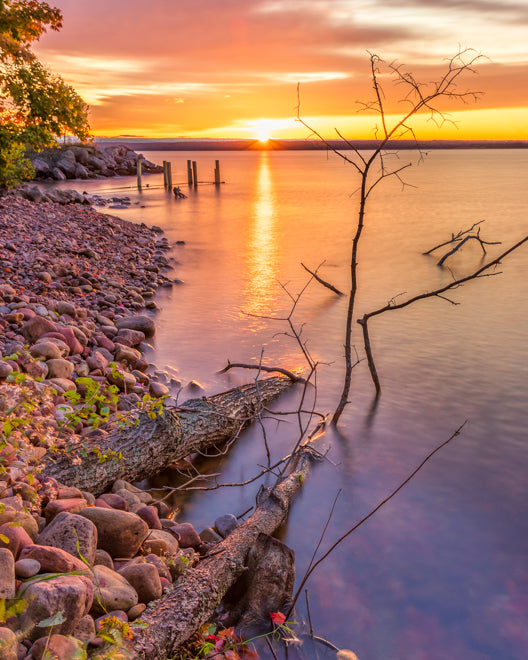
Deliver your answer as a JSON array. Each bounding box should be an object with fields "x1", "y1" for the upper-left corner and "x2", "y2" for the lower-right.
[{"x1": 60, "y1": 149, "x2": 528, "y2": 659}]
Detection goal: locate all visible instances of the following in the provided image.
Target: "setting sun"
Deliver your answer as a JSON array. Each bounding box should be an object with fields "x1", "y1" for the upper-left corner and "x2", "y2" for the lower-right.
[{"x1": 252, "y1": 119, "x2": 276, "y2": 142}]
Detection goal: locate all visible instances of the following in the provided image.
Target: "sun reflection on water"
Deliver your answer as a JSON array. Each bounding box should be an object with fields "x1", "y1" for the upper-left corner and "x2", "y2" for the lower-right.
[{"x1": 244, "y1": 152, "x2": 278, "y2": 319}]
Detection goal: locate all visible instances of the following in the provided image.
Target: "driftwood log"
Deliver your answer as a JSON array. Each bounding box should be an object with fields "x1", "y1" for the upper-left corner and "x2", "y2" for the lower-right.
[
  {"x1": 42, "y1": 376, "x2": 293, "y2": 496},
  {"x1": 129, "y1": 427, "x2": 325, "y2": 660}
]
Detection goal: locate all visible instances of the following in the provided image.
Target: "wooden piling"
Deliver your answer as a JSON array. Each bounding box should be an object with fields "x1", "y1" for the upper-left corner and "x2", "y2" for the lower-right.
[
  {"x1": 187, "y1": 160, "x2": 193, "y2": 185},
  {"x1": 136, "y1": 157, "x2": 142, "y2": 189},
  {"x1": 214, "y1": 159, "x2": 221, "y2": 185},
  {"x1": 162, "y1": 161, "x2": 168, "y2": 188},
  {"x1": 192, "y1": 161, "x2": 198, "y2": 187},
  {"x1": 166, "y1": 162, "x2": 173, "y2": 190}
]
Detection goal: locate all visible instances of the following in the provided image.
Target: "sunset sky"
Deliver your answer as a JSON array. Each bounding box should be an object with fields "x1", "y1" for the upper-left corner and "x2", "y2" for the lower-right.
[{"x1": 33, "y1": 0, "x2": 528, "y2": 140}]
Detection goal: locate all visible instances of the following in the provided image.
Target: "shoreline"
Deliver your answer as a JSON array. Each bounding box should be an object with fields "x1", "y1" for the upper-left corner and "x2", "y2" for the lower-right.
[{"x1": 0, "y1": 192, "x2": 227, "y2": 656}]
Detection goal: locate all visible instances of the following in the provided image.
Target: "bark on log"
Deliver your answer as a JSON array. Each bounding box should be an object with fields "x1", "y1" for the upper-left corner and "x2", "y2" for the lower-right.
[
  {"x1": 129, "y1": 429, "x2": 325, "y2": 660},
  {"x1": 42, "y1": 376, "x2": 293, "y2": 496}
]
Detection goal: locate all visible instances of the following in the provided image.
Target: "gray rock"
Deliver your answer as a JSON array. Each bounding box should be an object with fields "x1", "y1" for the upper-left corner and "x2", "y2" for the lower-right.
[
  {"x1": 214, "y1": 513, "x2": 239, "y2": 538},
  {"x1": 91, "y1": 564, "x2": 138, "y2": 614}
]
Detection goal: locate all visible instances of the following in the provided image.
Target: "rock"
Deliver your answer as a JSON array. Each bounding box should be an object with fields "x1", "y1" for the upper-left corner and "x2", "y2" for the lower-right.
[
  {"x1": 52, "y1": 167, "x2": 67, "y2": 180},
  {"x1": 149, "y1": 381, "x2": 170, "y2": 398},
  {"x1": 14, "y1": 557, "x2": 41, "y2": 579},
  {"x1": 44, "y1": 498, "x2": 88, "y2": 523},
  {"x1": 336, "y1": 652, "x2": 360, "y2": 660},
  {"x1": 94, "y1": 549, "x2": 113, "y2": 569},
  {"x1": 45, "y1": 358, "x2": 74, "y2": 380},
  {"x1": 0, "y1": 627, "x2": 17, "y2": 660},
  {"x1": 145, "y1": 554, "x2": 172, "y2": 582},
  {"x1": 37, "y1": 512, "x2": 98, "y2": 565},
  {"x1": 0, "y1": 548, "x2": 15, "y2": 599},
  {"x1": 19, "y1": 545, "x2": 90, "y2": 575},
  {"x1": 128, "y1": 603, "x2": 146, "y2": 620},
  {"x1": 31, "y1": 634, "x2": 85, "y2": 660},
  {"x1": 136, "y1": 505, "x2": 162, "y2": 529},
  {"x1": 0, "y1": 521, "x2": 34, "y2": 559},
  {"x1": 76, "y1": 614, "x2": 96, "y2": 642},
  {"x1": 57, "y1": 326, "x2": 83, "y2": 354},
  {"x1": 116, "y1": 328, "x2": 145, "y2": 346},
  {"x1": 171, "y1": 522, "x2": 201, "y2": 549},
  {"x1": 96, "y1": 493, "x2": 128, "y2": 511},
  {"x1": 214, "y1": 513, "x2": 239, "y2": 538},
  {"x1": 145, "y1": 529, "x2": 179, "y2": 555},
  {"x1": 199, "y1": 527, "x2": 223, "y2": 544},
  {"x1": 118, "y1": 562, "x2": 162, "y2": 604},
  {"x1": 49, "y1": 377, "x2": 77, "y2": 392},
  {"x1": 0, "y1": 505, "x2": 39, "y2": 540},
  {"x1": 0, "y1": 362, "x2": 13, "y2": 379},
  {"x1": 112, "y1": 488, "x2": 142, "y2": 510},
  {"x1": 19, "y1": 575, "x2": 93, "y2": 640},
  {"x1": 80, "y1": 507, "x2": 149, "y2": 559},
  {"x1": 91, "y1": 565, "x2": 138, "y2": 614},
  {"x1": 29, "y1": 340, "x2": 62, "y2": 360},
  {"x1": 22, "y1": 316, "x2": 57, "y2": 342},
  {"x1": 114, "y1": 343, "x2": 141, "y2": 365},
  {"x1": 115, "y1": 315, "x2": 155, "y2": 338}
]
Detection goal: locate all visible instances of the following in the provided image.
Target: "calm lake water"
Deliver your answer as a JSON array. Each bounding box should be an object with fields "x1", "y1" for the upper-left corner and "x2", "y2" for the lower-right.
[{"x1": 63, "y1": 149, "x2": 528, "y2": 659}]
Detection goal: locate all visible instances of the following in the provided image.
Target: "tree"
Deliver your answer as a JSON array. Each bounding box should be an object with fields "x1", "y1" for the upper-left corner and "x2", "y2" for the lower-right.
[
  {"x1": 298, "y1": 50, "x2": 490, "y2": 424},
  {"x1": 0, "y1": 0, "x2": 89, "y2": 189}
]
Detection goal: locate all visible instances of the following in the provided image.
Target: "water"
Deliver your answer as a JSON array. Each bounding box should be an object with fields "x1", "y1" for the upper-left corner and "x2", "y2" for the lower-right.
[{"x1": 65, "y1": 149, "x2": 528, "y2": 659}]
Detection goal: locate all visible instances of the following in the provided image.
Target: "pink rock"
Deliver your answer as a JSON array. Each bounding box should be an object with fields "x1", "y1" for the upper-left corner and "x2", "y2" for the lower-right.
[
  {"x1": 46, "y1": 358, "x2": 74, "y2": 380},
  {"x1": 31, "y1": 634, "x2": 84, "y2": 660},
  {"x1": 136, "y1": 505, "x2": 162, "y2": 530},
  {"x1": 80, "y1": 507, "x2": 149, "y2": 559},
  {"x1": 57, "y1": 326, "x2": 83, "y2": 355},
  {"x1": 170, "y1": 522, "x2": 201, "y2": 549},
  {"x1": 19, "y1": 575, "x2": 93, "y2": 640},
  {"x1": 117, "y1": 329, "x2": 145, "y2": 347},
  {"x1": 22, "y1": 315, "x2": 57, "y2": 342},
  {"x1": 97, "y1": 493, "x2": 128, "y2": 511},
  {"x1": 44, "y1": 498, "x2": 88, "y2": 524},
  {"x1": 0, "y1": 548, "x2": 15, "y2": 599},
  {"x1": 87, "y1": 351, "x2": 109, "y2": 371},
  {"x1": 118, "y1": 562, "x2": 162, "y2": 604},
  {"x1": 19, "y1": 545, "x2": 90, "y2": 575},
  {"x1": 115, "y1": 315, "x2": 155, "y2": 338},
  {"x1": 37, "y1": 512, "x2": 98, "y2": 566},
  {"x1": 0, "y1": 522, "x2": 34, "y2": 559},
  {"x1": 96, "y1": 334, "x2": 115, "y2": 351}
]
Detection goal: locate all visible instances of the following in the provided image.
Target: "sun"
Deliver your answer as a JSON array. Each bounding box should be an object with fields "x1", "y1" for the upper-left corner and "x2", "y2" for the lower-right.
[{"x1": 252, "y1": 119, "x2": 275, "y2": 142}]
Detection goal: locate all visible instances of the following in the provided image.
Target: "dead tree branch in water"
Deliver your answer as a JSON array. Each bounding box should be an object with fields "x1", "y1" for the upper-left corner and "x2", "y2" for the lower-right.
[
  {"x1": 424, "y1": 220, "x2": 501, "y2": 266},
  {"x1": 359, "y1": 235, "x2": 528, "y2": 394},
  {"x1": 301, "y1": 262, "x2": 343, "y2": 295},
  {"x1": 297, "y1": 49, "x2": 485, "y2": 425},
  {"x1": 217, "y1": 361, "x2": 304, "y2": 382}
]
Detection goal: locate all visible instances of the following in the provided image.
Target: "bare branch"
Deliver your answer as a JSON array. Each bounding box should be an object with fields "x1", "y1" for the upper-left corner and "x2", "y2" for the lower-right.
[
  {"x1": 300, "y1": 262, "x2": 343, "y2": 296},
  {"x1": 217, "y1": 361, "x2": 304, "y2": 383}
]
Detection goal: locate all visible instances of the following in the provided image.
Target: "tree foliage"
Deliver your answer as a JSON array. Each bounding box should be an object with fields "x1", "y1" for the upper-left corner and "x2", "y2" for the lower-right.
[{"x1": 0, "y1": 0, "x2": 89, "y2": 189}]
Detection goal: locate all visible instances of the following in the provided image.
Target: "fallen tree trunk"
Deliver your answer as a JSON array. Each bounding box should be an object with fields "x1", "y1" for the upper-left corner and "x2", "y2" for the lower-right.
[
  {"x1": 129, "y1": 425, "x2": 326, "y2": 660},
  {"x1": 42, "y1": 376, "x2": 293, "y2": 496}
]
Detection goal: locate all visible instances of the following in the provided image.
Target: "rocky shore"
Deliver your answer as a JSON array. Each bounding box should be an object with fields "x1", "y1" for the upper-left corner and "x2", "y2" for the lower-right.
[
  {"x1": 29, "y1": 144, "x2": 163, "y2": 181},
  {"x1": 0, "y1": 193, "x2": 238, "y2": 659}
]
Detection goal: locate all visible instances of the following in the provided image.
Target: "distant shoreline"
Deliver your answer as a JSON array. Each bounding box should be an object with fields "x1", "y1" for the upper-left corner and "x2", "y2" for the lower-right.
[{"x1": 95, "y1": 138, "x2": 528, "y2": 151}]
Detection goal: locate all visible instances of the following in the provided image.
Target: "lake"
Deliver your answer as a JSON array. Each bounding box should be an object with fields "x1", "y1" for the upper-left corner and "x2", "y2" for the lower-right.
[{"x1": 62, "y1": 148, "x2": 528, "y2": 659}]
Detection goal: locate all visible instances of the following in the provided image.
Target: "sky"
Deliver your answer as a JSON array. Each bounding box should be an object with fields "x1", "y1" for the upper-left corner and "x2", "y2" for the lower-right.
[{"x1": 33, "y1": 0, "x2": 528, "y2": 140}]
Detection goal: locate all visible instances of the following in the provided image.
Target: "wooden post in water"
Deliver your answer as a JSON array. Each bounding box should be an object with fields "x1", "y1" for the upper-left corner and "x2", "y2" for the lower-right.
[
  {"x1": 192, "y1": 161, "x2": 198, "y2": 187},
  {"x1": 214, "y1": 160, "x2": 221, "y2": 185},
  {"x1": 166, "y1": 162, "x2": 173, "y2": 190},
  {"x1": 136, "y1": 157, "x2": 142, "y2": 189},
  {"x1": 162, "y1": 161, "x2": 168, "y2": 188},
  {"x1": 187, "y1": 160, "x2": 193, "y2": 185}
]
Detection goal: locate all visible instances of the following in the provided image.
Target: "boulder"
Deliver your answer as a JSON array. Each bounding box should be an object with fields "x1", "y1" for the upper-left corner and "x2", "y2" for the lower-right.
[
  {"x1": 118, "y1": 562, "x2": 162, "y2": 604},
  {"x1": 37, "y1": 511, "x2": 98, "y2": 565},
  {"x1": 31, "y1": 634, "x2": 85, "y2": 660},
  {"x1": 0, "y1": 504, "x2": 39, "y2": 540},
  {"x1": 22, "y1": 315, "x2": 57, "y2": 342},
  {"x1": 19, "y1": 545, "x2": 90, "y2": 575},
  {"x1": 0, "y1": 521, "x2": 33, "y2": 559},
  {"x1": 44, "y1": 498, "x2": 88, "y2": 523},
  {"x1": 91, "y1": 565, "x2": 138, "y2": 614},
  {"x1": 0, "y1": 627, "x2": 17, "y2": 660},
  {"x1": 19, "y1": 574, "x2": 93, "y2": 640},
  {"x1": 46, "y1": 358, "x2": 75, "y2": 380},
  {"x1": 115, "y1": 315, "x2": 155, "y2": 338},
  {"x1": 80, "y1": 507, "x2": 149, "y2": 558},
  {"x1": 0, "y1": 548, "x2": 15, "y2": 599}
]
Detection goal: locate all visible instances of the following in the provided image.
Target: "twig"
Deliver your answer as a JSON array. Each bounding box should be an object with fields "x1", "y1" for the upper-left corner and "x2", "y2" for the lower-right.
[{"x1": 301, "y1": 262, "x2": 343, "y2": 296}]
